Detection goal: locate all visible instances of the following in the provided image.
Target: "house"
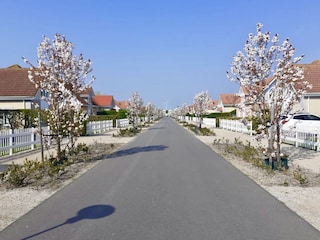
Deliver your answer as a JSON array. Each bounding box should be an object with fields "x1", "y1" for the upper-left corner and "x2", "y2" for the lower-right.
[
  {"x1": 217, "y1": 93, "x2": 241, "y2": 115},
  {"x1": 299, "y1": 60, "x2": 320, "y2": 116},
  {"x1": 92, "y1": 95, "x2": 115, "y2": 112},
  {"x1": 0, "y1": 64, "x2": 97, "y2": 128},
  {"x1": 0, "y1": 65, "x2": 48, "y2": 110},
  {"x1": 78, "y1": 87, "x2": 95, "y2": 115},
  {"x1": 234, "y1": 60, "x2": 320, "y2": 118},
  {"x1": 114, "y1": 100, "x2": 128, "y2": 112},
  {"x1": 206, "y1": 100, "x2": 219, "y2": 114},
  {"x1": 0, "y1": 65, "x2": 49, "y2": 128}
]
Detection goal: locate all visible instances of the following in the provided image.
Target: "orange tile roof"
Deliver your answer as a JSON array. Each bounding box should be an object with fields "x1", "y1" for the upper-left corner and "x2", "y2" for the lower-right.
[
  {"x1": 240, "y1": 77, "x2": 273, "y2": 95},
  {"x1": 299, "y1": 60, "x2": 320, "y2": 93},
  {"x1": 79, "y1": 87, "x2": 93, "y2": 95},
  {"x1": 220, "y1": 93, "x2": 241, "y2": 105},
  {"x1": 92, "y1": 95, "x2": 113, "y2": 107},
  {"x1": 208, "y1": 100, "x2": 218, "y2": 109},
  {"x1": 0, "y1": 65, "x2": 37, "y2": 97},
  {"x1": 115, "y1": 100, "x2": 128, "y2": 109}
]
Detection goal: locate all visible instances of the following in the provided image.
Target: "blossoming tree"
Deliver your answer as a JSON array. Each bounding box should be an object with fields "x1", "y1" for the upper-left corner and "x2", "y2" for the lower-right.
[
  {"x1": 127, "y1": 91, "x2": 143, "y2": 130},
  {"x1": 173, "y1": 103, "x2": 188, "y2": 121},
  {"x1": 193, "y1": 91, "x2": 211, "y2": 128},
  {"x1": 145, "y1": 102, "x2": 156, "y2": 122},
  {"x1": 23, "y1": 34, "x2": 95, "y2": 161},
  {"x1": 227, "y1": 23, "x2": 311, "y2": 163}
]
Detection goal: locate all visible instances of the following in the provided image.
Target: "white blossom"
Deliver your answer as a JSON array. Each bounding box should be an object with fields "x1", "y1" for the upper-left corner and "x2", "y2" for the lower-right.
[
  {"x1": 127, "y1": 91, "x2": 143, "y2": 128},
  {"x1": 23, "y1": 34, "x2": 95, "y2": 160},
  {"x1": 227, "y1": 23, "x2": 311, "y2": 161},
  {"x1": 193, "y1": 91, "x2": 211, "y2": 128}
]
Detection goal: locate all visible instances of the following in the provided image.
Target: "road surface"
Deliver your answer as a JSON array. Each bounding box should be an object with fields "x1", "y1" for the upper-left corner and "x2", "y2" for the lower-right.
[{"x1": 1, "y1": 117, "x2": 319, "y2": 239}]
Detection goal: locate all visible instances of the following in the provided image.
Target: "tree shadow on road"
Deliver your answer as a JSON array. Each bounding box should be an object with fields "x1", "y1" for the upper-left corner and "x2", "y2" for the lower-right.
[
  {"x1": 107, "y1": 145, "x2": 168, "y2": 158},
  {"x1": 147, "y1": 127, "x2": 166, "y2": 130},
  {"x1": 21, "y1": 204, "x2": 115, "y2": 240}
]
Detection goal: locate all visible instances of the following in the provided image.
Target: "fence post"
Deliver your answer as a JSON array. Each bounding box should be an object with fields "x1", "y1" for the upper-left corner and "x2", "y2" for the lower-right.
[
  {"x1": 9, "y1": 129, "x2": 13, "y2": 155},
  {"x1": 317, "y1": 132, "x2": 320, "y2": 152},
  {"x1": 31, "y1": 128, "x2": 34, "y2": 150}
]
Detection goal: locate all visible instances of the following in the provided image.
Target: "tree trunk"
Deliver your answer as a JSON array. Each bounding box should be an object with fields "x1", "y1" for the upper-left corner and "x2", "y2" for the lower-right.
[
  {"x1": 56, "y1": 134, "x2": 62, "y2": 162},
  {"x1": 276, "y1": 123, "x2": 281, "y2": 164},
  {"x1": 268, "y1": 126, "x2": 274, "y2": 164}
]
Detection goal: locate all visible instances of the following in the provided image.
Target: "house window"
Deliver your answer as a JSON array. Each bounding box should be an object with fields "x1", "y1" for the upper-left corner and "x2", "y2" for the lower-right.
[{"x1": 40, "y1": 90, "x2": 49, "y2": 98}]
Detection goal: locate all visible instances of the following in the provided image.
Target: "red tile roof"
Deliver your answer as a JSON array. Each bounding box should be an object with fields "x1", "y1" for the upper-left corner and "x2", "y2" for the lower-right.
[
  {"x1": 0, "y1": 65, "x2": 37, "y2": 97},
  {"x1": 92, "y1": 95, "x2": 113, "y2": 107}
]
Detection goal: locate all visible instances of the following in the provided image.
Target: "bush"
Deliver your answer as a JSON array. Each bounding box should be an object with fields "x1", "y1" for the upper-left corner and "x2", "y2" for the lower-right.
[
  {"x1": 217, "y1": 138, "x2": 264, "y2": 167},
  {"x1": 205, "y1": 110, "x2": 236, "y2": 119},
  {"x1": 116, "y1": 127, "x2": 141, "y2": 137},
  {"x1": 96, "y1": 109, "x2": 127, "y2": 119},
  {"x1": 198, "y1": 127, "x2": 216, "y2": 136},
  {"x1": 1, "y1": 143, "x2": 90, "y2": 188},
  {"x1": 182, "y1": 122, "x2": 215, "y2": 136},
  {"x1": 2, "y1": 159, "x2": 64, "y2": 187}
]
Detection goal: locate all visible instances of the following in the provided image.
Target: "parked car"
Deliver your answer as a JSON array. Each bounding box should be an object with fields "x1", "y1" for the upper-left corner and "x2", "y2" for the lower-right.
[{"x1": 281, "y1": 112, "x2": 320, "y2": 132}]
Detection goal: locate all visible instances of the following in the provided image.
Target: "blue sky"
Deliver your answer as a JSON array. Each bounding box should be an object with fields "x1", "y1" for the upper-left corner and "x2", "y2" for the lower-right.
[{"x1": 1, "y1": 0, "x2": 320, "y2": 109}]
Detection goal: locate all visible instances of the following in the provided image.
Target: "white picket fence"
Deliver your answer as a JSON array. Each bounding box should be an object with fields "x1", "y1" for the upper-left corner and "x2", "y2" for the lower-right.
[
  {"x1": 281, "y1": 126, "x2": 320, "y2": 152},
  {"x1": 116, "y1": 118, "x2": 130, "y2": 128},
  {"x1": 179, "y1": 116, "x2": 217, "y2": 128},
  {"x1": 0, "y1": 128, "x2": 42, "y2": 156},
  {"x1": 219, "y1": 119, "x2": 320, "y2": 151},
  {"x1": 86, "y1": 118, "x2": 131, "y2": 135},
  {"x1": 0, "y1": 118, "x2": 131, "y2": 157},
  {"x1": 180, "y1": 116, "x2": 320, "y2": 151},
  {"x1": 86, "y1": 120, "x2": 113, "y2": 134},
  {"x1": 219, "y1": 119, "x2": 254, "y2": 136},
  {"x1": 203, "y1": 118, "x2": 216, "y2": 127}
]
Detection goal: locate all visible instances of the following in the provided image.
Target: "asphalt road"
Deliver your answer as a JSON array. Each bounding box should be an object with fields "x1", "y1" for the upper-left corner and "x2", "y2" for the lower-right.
[{"x1": 1, "y1": 117, "x2": 319, "y2": 240}]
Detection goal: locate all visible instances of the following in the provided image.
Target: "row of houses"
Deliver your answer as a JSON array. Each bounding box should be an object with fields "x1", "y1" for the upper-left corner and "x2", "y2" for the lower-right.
[
  {"x1": 0, "y1": 64, "x2": 128, "y2": 128},
  {"x1": 2, "y1": 60, "x2": 320, "y2": 127},
  {"x1": 211, "y1": 60, "x2": 320, "y2": 117}
]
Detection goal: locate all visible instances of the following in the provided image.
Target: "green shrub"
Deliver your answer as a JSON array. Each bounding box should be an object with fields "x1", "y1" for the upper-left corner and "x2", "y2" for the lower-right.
[
  {"x1": 293, "y1": 167, "x2": 308, "y2": 184},
  {"x1": 116, "y1": 127, "x2": 141, "y2": 137},
  {"x1": 4, "y1": 162, "x2": 28, "y2": 187},
  {"x1": 1, "y1": 158, "x2": 69, "y2": 188},
  {"x1": 199, "y1": 127, "x2": 216, "y2": 136}
]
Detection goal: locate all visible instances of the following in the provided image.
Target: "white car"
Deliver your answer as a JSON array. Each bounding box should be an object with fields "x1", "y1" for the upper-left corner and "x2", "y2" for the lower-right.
[{"x1": 281, "y1": 112, "x2": 320, "y2": 132}]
